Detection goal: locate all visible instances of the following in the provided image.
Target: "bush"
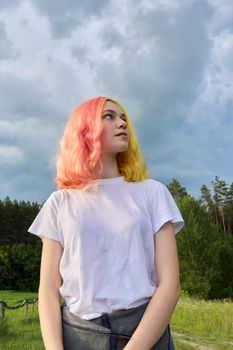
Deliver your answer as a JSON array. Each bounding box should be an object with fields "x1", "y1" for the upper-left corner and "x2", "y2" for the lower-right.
[{"x1": 0, "y1": 242, "x2": 41, "y2": 291}]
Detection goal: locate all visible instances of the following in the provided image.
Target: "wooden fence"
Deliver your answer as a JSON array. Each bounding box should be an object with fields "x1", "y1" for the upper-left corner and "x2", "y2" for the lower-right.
[{"x1": 0, "y1": 298, "x2": 38, "y2": 322}]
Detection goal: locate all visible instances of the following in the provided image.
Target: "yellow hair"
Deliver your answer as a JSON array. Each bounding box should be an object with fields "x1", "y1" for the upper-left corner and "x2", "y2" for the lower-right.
[{"x1": 109, "y1": 97, "x2": 150, "y2": 182}]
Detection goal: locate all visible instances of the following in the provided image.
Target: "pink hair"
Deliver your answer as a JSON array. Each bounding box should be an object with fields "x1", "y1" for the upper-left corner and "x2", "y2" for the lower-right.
[{"x1": 55, "y1": 96, "x2": 149, "y2": 190}]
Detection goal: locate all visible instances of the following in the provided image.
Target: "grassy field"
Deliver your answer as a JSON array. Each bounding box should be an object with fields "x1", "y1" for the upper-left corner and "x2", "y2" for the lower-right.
[
  {"x1": 0, "y1": 291, "x2": 233, "y2": 350},
  {"x1": 171, "y1": 294, "x2": 233, "y2": 350},
  {"x1": 0, "y1": 291, "x2": 42, "y2": 350}
]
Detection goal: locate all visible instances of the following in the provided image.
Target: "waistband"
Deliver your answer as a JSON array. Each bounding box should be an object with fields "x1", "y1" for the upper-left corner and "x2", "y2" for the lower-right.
[{"x1": 61, "y1": 301, "x2": 150, "y2": 336}]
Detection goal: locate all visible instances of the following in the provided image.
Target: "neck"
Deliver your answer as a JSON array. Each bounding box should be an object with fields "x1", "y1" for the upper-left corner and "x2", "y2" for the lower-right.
[{"x1": 98, "y1": 154, "x2": 121, "y2": 179}]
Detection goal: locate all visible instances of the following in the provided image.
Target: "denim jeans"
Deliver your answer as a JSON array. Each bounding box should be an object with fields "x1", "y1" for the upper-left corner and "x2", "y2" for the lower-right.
[{"x1": 61, "y1": 302, "x2": 175, "y2": 350}]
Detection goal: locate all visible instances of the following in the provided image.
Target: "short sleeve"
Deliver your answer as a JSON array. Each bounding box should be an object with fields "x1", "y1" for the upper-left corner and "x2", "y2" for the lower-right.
[
  {"x1": 150, "y1": 181, "x2": 185, "y2": 235},
  {"x1": 28, "y1": 192, "x2": 61, "y2": 243}
]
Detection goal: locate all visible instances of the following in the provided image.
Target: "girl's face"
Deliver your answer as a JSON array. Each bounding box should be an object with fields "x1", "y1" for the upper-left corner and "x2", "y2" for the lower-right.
[{"x1": 100, "y1": 100, "x2": 129, "y2": 156}]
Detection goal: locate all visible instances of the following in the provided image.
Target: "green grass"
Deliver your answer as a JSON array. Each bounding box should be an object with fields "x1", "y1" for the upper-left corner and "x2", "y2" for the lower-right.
[
  {"x1": 0, "y1": 290, "x2": 233, "y2": 350},
  {"x1": 0, "y1": 291, "x2": 43, "y2": 350},
  {"x1": 170, "y1": 295, "x2": 233, "y2": 349}
]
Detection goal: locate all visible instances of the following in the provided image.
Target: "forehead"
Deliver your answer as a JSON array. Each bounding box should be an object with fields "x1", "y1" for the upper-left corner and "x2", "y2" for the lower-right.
[{"x1": 102, "y1": 100, "x2": 124, "y2": 114}]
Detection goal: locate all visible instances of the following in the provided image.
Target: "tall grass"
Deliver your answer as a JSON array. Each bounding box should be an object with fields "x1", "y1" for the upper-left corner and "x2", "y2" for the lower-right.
[{"x1": 170, "y1": 293, "x2": 233, "y2": 349}]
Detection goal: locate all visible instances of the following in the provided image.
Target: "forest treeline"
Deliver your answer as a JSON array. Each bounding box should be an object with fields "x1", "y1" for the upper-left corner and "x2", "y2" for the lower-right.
[{"x1": 0, "y1": 175, "x2": 232, "y2": 299}]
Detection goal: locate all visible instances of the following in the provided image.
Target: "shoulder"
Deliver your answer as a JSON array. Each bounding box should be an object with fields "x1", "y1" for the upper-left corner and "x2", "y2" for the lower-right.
[
  {"x1": 47, "y1": 188, "x2": 77, "y2": 200},
  {"x1": 143, "y1": 178, "x2": 167, "y2": 192},
  {"x1": 133, "y1": 179, "x2": 169, "y2": 205},
  {"x1": 142, "y1": 179, "x2": 173, "y2": 207},
  {"x1": 42, "y1": 189, "x2": 74, "y2": 208}
]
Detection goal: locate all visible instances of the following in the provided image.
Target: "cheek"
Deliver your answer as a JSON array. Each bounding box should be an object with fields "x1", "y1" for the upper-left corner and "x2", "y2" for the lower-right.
[
  {"x1": 102, "y1": 124, "x2": 113, "y2": 138},
  {"x1": 100, "y1": 126, "x2": 111, "y2": 145}
]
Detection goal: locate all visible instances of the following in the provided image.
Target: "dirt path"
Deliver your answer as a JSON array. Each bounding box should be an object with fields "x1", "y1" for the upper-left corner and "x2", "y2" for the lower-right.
[
  {"x1": 174, "y1": 331, "x2": 233, "y2": 349},
  {"x1": 173, "y1": 331, "x2": 215, "y2": 350}
]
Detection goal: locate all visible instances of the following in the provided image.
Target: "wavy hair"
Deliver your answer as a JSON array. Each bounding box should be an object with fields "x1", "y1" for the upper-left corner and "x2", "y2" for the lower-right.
[{"x1": 55, "y1": 96, "x2": 150, "y2": 190}]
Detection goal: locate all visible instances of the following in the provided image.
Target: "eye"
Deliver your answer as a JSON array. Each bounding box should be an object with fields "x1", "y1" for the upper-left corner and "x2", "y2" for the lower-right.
[{"x1": 103, "y1": 113, "x2": 113, "y2": 119}]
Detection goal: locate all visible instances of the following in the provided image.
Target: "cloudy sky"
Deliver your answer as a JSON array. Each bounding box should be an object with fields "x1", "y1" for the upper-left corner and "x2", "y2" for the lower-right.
[{"x1": 0, "y1": 0, "x2": 232, "y2": 203}]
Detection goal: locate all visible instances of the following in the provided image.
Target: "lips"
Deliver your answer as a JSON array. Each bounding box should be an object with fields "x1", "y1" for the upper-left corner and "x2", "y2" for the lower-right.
[{"x1": 115, "y1": 132, "x2": 128, "y2": 137}]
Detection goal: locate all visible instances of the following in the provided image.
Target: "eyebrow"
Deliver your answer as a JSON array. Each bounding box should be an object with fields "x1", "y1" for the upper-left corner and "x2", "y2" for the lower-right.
[{"x1": 102, "y1": 109, "x2": 126, "y2": 118}]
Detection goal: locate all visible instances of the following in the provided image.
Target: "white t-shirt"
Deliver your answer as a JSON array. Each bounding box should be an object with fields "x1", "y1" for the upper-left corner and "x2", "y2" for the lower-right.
[{"x1": 28, "y1": 176, "x2": 185, "y2": 320}]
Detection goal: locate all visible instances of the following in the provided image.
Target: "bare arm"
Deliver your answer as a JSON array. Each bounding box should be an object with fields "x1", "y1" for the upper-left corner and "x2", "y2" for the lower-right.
[
  {"x1": 124, "y1": 221, "x2": 180, "y2": 350},
  {"x1": 38, "y1": 237, "x2": 64, "y2": 350}
]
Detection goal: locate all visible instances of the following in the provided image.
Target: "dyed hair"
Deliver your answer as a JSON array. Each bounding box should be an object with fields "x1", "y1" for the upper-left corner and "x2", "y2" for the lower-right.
[{"x1": 55, "y1": 96, "x2": 150, "y2": 190}]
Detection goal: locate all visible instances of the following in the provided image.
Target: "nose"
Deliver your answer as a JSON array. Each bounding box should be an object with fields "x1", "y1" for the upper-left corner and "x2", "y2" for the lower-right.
[{"x1": 117, "y1": 117, "x2": 127, "y2": 129}]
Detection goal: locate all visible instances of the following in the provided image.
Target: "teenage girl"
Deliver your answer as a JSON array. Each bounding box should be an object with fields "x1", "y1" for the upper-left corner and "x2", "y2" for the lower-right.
[{"x1": 28, "y1": 96, "x2": 184, "y2": 350}]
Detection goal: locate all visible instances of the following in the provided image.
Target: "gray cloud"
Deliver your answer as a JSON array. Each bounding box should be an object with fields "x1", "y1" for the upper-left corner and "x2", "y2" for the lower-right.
[
  {"x1": 0, "y1": 21, "x2": 19, "y2": 59},
  {"x1": 0, "y1": 117, "x2": 60, "y2": 202},
  {"x1": 209, "y1": 0, "x2": 233, "y2": 33},
  {"x1": 30, "y1": 0, "x2": 109, "y2": 38},
  {"x1": 0, "y1": 0, "x2": 20, "y2": 11},
  {"x1": 0, "y1": 73, "x2": 64, "y2": 121},
  {"x1": 0, "y1": 144, "x2": 25, "y2": 165},
  {"x1": 94, "y1": 0, "x2": 212, "y2": 128},
  {"x1": 100, "y1": 27, "x2": 125, "y2": 49}
]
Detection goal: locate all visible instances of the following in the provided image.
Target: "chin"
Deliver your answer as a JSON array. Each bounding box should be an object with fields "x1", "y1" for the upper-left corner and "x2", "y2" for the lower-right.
[{"x1": 117, "y1": 146, "x2": 128, "y2": 153}]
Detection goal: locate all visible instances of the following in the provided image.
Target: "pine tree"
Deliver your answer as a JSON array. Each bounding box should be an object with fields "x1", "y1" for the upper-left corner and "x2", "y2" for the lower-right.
[
  {"x1": 200, "y1": 184, "x2": 215, "y2": 222},
  {"x1": 167, "y1": 178, "x2": 188, "y2": 201},
  {"x1": 211, "y1": 176, "x2": 229, "y2": 232},
  {"x1": 225, "y1": 181, "x2": 233, "y2": 234}
]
